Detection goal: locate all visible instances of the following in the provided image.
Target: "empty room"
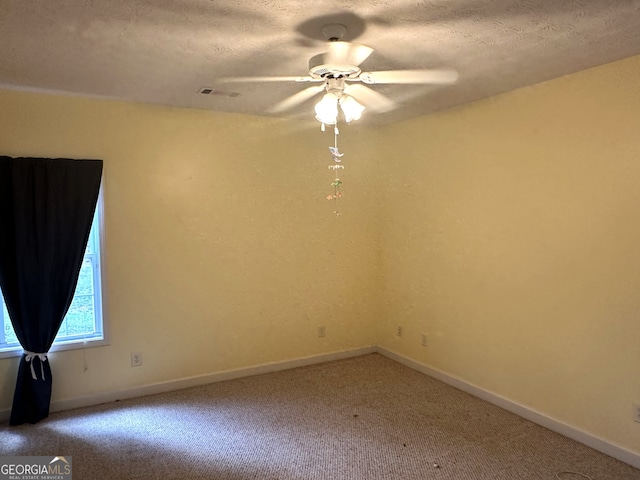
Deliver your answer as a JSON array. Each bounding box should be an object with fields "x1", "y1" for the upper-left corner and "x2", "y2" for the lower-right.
[{"x1": 0, "y1": 1, "x2": 639, "y2": 479}]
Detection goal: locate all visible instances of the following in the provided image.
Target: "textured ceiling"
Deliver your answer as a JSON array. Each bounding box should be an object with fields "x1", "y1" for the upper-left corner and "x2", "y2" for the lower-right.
[{"x1": 2, "y1": 0, "x2": 640, "y2": 125}]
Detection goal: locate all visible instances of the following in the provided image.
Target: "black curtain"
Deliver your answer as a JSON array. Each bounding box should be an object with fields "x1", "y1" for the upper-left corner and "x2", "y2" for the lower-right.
[{"x1": 0, "y1": 156, "x2": 103, "y2": 425}]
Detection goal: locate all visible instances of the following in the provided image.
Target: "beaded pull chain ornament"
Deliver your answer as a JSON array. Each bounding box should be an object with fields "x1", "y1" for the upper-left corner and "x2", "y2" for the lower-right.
[{"x1": 326, "y1": 125, "x2": 344, "y2": 216}]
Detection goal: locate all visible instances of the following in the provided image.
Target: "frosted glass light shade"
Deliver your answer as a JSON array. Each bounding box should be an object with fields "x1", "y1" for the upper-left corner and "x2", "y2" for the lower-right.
[
  {"x1": 340, "y1": 96, "x2": 365, "y2": 122},
  {"x1": 315, "y1": 93, "x2": 339, "y2": 125}
]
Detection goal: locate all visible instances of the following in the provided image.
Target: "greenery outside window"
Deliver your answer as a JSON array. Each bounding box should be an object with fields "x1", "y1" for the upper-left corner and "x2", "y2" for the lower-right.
[{"x1": 0, "y1": 200, "x2": 105, "y2": 357}]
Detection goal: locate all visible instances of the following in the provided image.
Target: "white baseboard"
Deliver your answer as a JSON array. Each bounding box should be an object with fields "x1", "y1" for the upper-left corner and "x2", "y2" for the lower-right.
[
  {"x1": 0, "y1": 346, "x2": 376, "y2": 422},
  {"x1": 376, "y1": 346, "x2": 640, "y2": 470},
  {"x1": 3, "y1": 344, "x2": 638, "y2": 471}
]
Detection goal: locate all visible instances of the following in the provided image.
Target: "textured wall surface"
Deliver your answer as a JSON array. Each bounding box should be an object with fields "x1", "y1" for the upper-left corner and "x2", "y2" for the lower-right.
[
  {"x1": 378, "y1": 55, "x2": 640, "y2": 455},
  {"x1": 0, "y1": 90, "x2": 381, "y2": 409},
  {"x1": 1, "y1": 53, "x2": 640, "y2": 459}
]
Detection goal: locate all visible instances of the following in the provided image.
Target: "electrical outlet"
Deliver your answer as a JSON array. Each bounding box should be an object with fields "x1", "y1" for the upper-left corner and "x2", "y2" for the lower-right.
[
  {"x1": 318, "y1": 325, "x2": 326, "y2": 338},
  {"x1": 421, "y1": 333, "x2": 428, "y2": 347},
  {"x1": 396, "y1": 326, "x2": 402, "y2": 337},
  {"x1": 634, "y1": 404, "x2": 640, "y2": 423},
  {"x1": 131, "y1": 352, "x2": 143, "y2": 367}
]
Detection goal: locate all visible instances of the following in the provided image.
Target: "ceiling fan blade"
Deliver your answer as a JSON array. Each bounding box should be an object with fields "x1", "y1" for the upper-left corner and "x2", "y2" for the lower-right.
[
  {"x1": 216, "y1": 76, "x2": 318, "y2": 83},
  {"x1": 326, "y1": 41, "x2": 373, "y2": 67},
  {"x1": 344, "y1": 84, "x2": 396, "y2": 113},
  {"x1": 267, "y1": 85, "x2": 326, "y2": 113},
  {"x1": 360, "y1": 69, "x2": 459, "y2": 85}
]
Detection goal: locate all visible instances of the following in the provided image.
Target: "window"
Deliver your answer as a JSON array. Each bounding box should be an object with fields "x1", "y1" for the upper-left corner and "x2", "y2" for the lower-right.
[{"x1": 0, "y1": 200, "x2": 105, "y2": 356}]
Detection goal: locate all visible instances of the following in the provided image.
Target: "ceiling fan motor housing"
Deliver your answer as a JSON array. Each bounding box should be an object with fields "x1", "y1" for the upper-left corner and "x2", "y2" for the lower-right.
[{"x1": 309, "y1": 53, "x2": 361, "y2": 79}]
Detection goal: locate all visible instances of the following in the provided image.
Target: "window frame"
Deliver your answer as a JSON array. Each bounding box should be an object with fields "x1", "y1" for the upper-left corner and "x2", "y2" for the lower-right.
[{"x1": 0, "y1": 187, "x2": 108, "y2": 358}]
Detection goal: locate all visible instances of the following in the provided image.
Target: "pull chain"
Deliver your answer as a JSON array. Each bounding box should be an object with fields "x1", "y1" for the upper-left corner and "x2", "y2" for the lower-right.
[{"x1": 326, "y1": 122, "x2": 344, "y2": 215}]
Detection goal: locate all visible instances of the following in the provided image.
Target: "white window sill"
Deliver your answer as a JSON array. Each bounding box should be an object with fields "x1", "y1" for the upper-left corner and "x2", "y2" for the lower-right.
[{"x1": 0, "y1": 337, "x2": 109, "y2": 359}]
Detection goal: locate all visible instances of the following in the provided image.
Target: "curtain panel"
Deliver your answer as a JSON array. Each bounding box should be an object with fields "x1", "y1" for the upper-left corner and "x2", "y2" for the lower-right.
[{"x1": 0, "y1": 156, "x2": 103, "y2": 425}]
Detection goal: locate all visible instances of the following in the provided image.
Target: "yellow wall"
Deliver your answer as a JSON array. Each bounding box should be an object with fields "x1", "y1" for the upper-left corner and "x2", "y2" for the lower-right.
[
  {"x1": 1, "y1": 54, "x2": 640, "y2": 457},
  {"x1": 0, "y1": 91, "x2": 381, "y2": 408},
  {"x1": 379, "y1": 55, "x2": 640, "y2": 453}
]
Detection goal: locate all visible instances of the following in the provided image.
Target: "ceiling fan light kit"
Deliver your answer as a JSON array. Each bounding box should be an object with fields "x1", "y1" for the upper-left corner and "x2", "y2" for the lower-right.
[{"x1": 314, "y1": 78, "x2": 366, "y2": 126}]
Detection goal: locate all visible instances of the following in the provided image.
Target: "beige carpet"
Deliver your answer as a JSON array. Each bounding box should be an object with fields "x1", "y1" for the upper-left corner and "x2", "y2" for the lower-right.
[{"x1": 1, "y1": 353, "x2": 638, "y2": 479}]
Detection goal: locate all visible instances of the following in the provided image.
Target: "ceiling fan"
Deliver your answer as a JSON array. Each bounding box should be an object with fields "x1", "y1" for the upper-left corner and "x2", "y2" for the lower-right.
[{"x1": 216, "y1": 24, "x2": 458, "y2": 124}]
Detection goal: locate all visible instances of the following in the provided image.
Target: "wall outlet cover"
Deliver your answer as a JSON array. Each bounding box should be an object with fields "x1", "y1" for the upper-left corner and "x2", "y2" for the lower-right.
[{"x1": 131, "y1": 352, "x2": 143, "y2": 367}]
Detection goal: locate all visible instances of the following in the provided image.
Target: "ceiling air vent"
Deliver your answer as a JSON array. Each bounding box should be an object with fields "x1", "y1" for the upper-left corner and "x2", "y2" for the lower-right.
[{"x1": 198, "y1": 87, "x2": 240, "y2": 97}]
